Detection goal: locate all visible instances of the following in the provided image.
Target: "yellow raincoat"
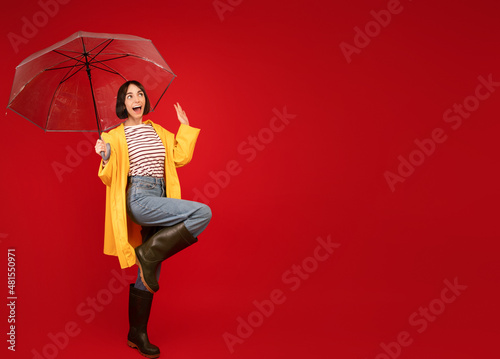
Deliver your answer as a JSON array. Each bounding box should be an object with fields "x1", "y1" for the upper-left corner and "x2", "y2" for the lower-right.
[{"x1": 98, "y1": 120, "x2": 200, "y2": 268}]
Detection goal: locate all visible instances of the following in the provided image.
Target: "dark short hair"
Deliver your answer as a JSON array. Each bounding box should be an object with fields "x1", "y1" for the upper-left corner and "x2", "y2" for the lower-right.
[{"x1": 115, "y1": 80, "x2": 151, "y2": 119}]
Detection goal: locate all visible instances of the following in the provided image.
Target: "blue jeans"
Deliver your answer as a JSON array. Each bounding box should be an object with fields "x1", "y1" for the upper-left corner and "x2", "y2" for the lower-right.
[{"x1": 126, "y1": 176, "x2": 212, "y2": 291}]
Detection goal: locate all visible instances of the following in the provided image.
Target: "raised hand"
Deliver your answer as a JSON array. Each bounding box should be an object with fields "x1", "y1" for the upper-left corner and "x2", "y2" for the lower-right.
[{"x1": 174, "y1": 102, "x2": 189, "y2": 126}]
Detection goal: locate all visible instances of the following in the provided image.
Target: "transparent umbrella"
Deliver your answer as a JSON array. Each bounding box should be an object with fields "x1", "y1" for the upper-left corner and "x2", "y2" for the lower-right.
[{"x1": 7, "y1": 31, "x2": 176, "y2": 138}]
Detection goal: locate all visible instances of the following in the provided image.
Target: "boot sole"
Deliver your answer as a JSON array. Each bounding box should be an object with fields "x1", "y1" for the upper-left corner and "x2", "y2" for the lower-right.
[{"x1": 128, "y1": 340, "x2": 160, "y2": 358}]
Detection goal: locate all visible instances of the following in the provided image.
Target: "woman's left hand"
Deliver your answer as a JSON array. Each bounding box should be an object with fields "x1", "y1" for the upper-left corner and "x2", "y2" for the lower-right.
[{"x1": 174, "y1": 102, "x2": 189, "y2": 126}]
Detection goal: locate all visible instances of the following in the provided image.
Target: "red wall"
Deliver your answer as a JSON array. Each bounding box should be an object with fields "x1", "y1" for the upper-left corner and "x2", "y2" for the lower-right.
[{"x1": 1, "y1": 0, "x2": 499, "y2": 358}]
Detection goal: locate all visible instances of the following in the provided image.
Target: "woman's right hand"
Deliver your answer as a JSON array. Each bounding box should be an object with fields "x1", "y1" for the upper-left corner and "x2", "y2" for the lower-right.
[{"x1": 95, "y1": 139, "x2": 109, "y2": 163}]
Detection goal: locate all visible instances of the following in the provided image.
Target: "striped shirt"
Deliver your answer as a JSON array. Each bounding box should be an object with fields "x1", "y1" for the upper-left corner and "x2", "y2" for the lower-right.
[{"x1": 124, "y1": 124, "x2": 166, "y2": 178}]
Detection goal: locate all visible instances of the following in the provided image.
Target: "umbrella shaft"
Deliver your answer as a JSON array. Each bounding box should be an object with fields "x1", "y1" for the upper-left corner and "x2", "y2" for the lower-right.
[{"x1": 84, "y1": 52, "x2": 102, "y2": 139}]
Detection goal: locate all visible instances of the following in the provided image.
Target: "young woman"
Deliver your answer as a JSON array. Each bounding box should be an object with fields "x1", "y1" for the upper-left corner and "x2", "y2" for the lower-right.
[{"x1": 95, "y1": 80, "x2": 211, "y2": 358}]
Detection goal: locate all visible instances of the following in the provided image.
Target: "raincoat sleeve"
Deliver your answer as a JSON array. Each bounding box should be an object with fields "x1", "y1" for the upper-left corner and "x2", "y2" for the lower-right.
[{"x1": 172, "y1": 123, "x2": 201, "y2": 167}]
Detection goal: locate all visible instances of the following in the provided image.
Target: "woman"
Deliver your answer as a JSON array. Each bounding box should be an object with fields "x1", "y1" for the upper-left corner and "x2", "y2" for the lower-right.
[{"x1": 95, "y1": 80, "x2": 211, "y2": 358}]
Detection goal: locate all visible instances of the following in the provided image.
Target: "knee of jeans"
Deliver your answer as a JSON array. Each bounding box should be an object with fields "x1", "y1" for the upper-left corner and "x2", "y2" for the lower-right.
[{"x1": 198, "y1": 204, "x2": 212, "y2": 224}]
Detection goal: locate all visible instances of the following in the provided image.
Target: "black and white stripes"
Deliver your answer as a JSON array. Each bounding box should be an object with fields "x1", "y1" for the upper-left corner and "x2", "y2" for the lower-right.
[{"x1": 124, "y1": 124, "x2": 166, "y2": 178}]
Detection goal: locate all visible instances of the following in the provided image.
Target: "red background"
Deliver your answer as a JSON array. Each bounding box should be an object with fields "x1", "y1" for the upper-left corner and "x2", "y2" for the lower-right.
[{"x1": 1, "y1": 0, "x2": 499, "y2": 358}]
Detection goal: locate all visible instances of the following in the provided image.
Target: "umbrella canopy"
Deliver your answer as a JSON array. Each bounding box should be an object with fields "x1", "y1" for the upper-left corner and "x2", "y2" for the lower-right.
[{"x1": 7, "y1": 31, "x2": 176, "y2": 133}]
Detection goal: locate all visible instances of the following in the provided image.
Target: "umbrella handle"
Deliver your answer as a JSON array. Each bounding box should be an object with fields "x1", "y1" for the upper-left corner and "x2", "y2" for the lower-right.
[{"x1": 100, "y1": 143, "x2": 111, "y2": 161}]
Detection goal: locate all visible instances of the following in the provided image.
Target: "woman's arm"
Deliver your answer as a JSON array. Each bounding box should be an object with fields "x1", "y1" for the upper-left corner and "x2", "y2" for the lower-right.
[
  {"x1": 173, "y1": 124, "x2": 200, "y2": 167},
  {"x1": 170, "y1": 103, "x2": 200, "y2": 167}
]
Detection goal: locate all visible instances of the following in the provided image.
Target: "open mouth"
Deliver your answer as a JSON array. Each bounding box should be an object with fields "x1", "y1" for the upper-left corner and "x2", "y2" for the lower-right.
[{"x1": 132, "y1": 106, "x2": 142, "y2": 114}]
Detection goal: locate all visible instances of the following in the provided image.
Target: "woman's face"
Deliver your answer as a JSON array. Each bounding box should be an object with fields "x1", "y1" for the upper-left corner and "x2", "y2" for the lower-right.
[{"x1": 124, "y1": 83, "x2": 146, "y2": 120}]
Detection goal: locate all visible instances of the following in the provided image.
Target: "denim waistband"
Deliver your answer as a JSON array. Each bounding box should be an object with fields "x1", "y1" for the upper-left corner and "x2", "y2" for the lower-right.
[{"x1": 128, "y1": 176, "x2": 165, "y2": 185}]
